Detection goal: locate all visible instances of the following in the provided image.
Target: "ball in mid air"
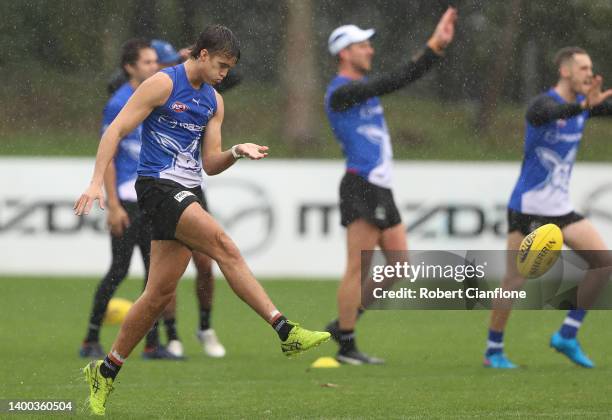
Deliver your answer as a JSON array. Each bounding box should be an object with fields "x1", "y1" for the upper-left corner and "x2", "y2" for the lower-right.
[{"x1": 516, "y1": 223, "x2": 563, "y2": 279}]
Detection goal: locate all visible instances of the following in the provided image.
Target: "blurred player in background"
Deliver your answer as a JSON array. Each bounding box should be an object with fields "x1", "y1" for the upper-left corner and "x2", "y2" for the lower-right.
[
  {"x1": 484, "y1": 47, "x2": 612, "y2": 369},
  {"x1": 75, "y1": 25, "x2": 330, "y2": 415},
  {"x1": 323, "y1": 7, "x2": 457, "y2": 364},
  {"x1": 79, "y1": 38, "x2": 181, "y2": 360}
]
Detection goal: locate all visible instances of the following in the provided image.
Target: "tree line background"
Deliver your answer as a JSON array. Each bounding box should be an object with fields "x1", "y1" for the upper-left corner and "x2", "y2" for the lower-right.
[{"x1": 1, "y1": 0, "x2": 612, "y2": 159}]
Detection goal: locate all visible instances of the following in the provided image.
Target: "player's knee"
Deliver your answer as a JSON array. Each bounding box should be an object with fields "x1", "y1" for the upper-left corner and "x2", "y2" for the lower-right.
[
  {"x1": 343, "y1": 264, "x2": 362, "y2": 283},
  {"x1": 196, "y1": 268, "x2": 214, "y2": 284},
  {"x1": 98, "y1": 281, "x2": 118, "y2": 296},
  {"x1": 110, "y1": 267, "x2": 130, "y2": 283},
  {"x1": 194, "y1": 258, "x2": 213, "y2": 280},
  {"x1": 144, "y1": 288, "x2": 174, "y2": 313},
  {"x1": 586, "y1": 251, "x2": 612, "y2": 270}
]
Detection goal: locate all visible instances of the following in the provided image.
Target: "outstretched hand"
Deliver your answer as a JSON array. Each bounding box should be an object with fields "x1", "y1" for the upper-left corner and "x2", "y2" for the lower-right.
[
  {"x1": 235, "y1": 143, "x2": 269, "y2": 160},
  {"x1": 74, "y1": 184, "x2": 105, "y2": 216},
  {"x1": 584, "y1": 75, "x2": 612, "y2": 108},
  {"x1": 428, "y1": 7, "x2": 458, "y2": 54}
]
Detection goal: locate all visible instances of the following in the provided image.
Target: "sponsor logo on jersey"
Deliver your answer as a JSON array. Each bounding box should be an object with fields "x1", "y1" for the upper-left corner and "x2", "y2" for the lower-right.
[
  {"x1": 174, "y1": 190, "x2": 195, "y2": 202},
  {"x1": 544, "y1": 131, "x2": 582, "y2": 144},
  {"x1": 171, "y1": 101, "x2": 188, "y2": 112},
  {"x1": 158, "y1": 115, "x2": 205, "y2": 132}
]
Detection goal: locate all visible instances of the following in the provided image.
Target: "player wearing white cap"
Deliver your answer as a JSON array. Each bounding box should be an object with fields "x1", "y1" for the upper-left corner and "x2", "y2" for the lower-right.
[{"x1": 324, "y1": 8, "x2": 457, "y2": 364}]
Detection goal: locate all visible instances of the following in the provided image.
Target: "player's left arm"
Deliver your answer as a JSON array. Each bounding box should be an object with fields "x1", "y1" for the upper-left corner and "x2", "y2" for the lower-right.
[
  {"x1": 329, "y1": 7, "x2": 456, "y2": 112},
  {"x1": 202, "y1": 91, "x2": 268, "y2": 176}
]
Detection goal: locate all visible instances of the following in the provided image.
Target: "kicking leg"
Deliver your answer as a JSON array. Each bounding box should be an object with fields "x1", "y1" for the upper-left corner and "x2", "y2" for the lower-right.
[{"x1": 175, "y1": 203, "x2": 330, "y2": 356}]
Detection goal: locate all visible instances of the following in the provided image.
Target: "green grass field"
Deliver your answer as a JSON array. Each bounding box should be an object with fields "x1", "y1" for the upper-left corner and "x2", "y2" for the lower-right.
[{"x1": 2, "y1": 276, "x2": 612, "y2": 419}]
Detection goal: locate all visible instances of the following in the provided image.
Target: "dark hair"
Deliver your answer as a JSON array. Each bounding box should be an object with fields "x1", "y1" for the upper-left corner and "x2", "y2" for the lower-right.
[
  {"x1": 554, "y1": 46, "x2": 587, "y2": 69},
  {"x1": 120, "y1": 38, "x2": 152, "y2": 78},
  {"x1": 190, "y1": 25, "x2": 240, "y2": 61}
]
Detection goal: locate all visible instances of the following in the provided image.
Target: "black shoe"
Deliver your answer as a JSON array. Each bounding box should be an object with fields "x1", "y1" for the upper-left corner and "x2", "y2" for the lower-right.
[
  {"x1": 336, "y1": 348, "x2": 385, "y2": 365},
  {"x1": 325, "y1": 320, "x2": 341, "y2": 343},
  {"x1": 79, "y1": 341, "x2": 105, "y2": 359},
  {"x1": 141, "y1": 345, "x2": 185, "y2": 360}
]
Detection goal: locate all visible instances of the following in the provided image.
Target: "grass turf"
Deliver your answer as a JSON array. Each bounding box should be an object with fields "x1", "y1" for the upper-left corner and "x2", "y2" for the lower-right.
[{"x1": 2, "y1": 276, "x2": 612, "y2": 419}]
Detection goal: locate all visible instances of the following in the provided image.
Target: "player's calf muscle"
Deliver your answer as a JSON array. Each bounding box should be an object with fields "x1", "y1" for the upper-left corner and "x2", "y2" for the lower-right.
[{"x1": 210, "y1": 230, "x2": 241, "y2": 264}]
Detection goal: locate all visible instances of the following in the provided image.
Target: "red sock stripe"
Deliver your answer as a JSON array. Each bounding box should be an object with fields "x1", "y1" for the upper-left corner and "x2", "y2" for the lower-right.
[
  {"x1": 270, "y1": 313, "x2": 283, "y2": 324},
  {"x1": 107, "y1": 352, "x2": 124, "y2": 366}
]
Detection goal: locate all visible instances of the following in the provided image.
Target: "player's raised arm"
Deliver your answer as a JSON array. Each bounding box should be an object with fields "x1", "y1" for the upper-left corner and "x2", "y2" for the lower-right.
[
  {"x1": 527, "y1": 76, "x2": 612, "y2": 126},
  {"x1": 328, "y1": 7, "x2": 457, "y2": 112},
  {"x1": 74, "y1": 72, "x2": 172, "y2": 216},
  {"x1": 427, "y1": 6, "x2": 457, "y2": 54},
  {"x1": 201, "y1": 91, "x2": 268, "y2": 176}
]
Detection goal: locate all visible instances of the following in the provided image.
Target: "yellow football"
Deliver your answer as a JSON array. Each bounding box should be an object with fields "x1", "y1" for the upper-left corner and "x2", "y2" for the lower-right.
[
  {"x1": 103, "y1": 297, "x2": 133, "y2": 325},
  {"x1": 516, "y1": 223, "x2": 563, "y2": 279}
]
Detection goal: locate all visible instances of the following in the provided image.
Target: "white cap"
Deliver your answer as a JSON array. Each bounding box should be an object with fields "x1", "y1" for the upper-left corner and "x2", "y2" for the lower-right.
[{"x1": 328, "y1": 25, "x2": 375, "y2": 55}]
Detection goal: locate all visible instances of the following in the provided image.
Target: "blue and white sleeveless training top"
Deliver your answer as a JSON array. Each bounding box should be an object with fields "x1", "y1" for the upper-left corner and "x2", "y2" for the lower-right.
[
  {"x1": 325, "y1": 75, "x2": 393, "y2": 189},
  {"x1": 102, "y1": 82, "x2": 141, "y2": 202},
  {"x1": 138, "y1": 64, "x2": 217, "y2": 188},
  {"x1": 509, "y1": 89, "x2": 589, "y2": 216}
]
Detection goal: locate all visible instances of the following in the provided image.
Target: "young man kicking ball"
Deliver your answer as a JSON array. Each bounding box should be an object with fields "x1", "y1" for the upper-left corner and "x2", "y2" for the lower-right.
[
  {"x1": 74, "y1": 25, "x2": 330, "y2": 415},
  {"x1": 484, "y1": 47, "x2": 612, "y2": 369}
]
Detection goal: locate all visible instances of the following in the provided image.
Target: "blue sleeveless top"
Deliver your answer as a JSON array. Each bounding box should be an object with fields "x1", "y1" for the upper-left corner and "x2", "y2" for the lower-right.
[
  {"x1": 324, "y1": 75, "x2": 393, "y2": 189},
  {"x1": 138, "y1": 64, "x2": 217, "y2": 188}
]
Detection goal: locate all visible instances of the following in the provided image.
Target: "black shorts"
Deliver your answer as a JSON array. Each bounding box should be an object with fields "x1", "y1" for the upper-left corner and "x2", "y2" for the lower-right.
[
  {"x1": 135, "y1": 176, "x2": 208, "y2": 240},
  {"x1": 339, "y1": 172, "x2": 402, "y2": 230},
  {"x1": 507, "y1": 208, "x2": 584, "y2": 236}
]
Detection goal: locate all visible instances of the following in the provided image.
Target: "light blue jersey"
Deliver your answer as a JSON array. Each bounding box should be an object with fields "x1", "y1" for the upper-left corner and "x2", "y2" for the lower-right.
[
  {"x1": 325, "y1": 75, "x2": 393, "y2": 188},
  {"x1": 102, "y1": 83, "x2": 142, "y2": 202},
  {"x1": 138, "y1": 64, "x2": 217, "y2": 188},
  {"x1": 509, "y1": 89, "x2": 589, "y2": 216}
]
